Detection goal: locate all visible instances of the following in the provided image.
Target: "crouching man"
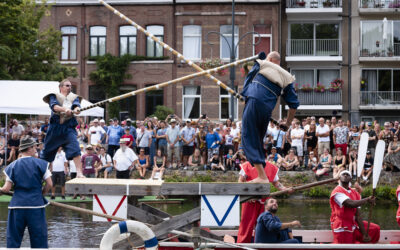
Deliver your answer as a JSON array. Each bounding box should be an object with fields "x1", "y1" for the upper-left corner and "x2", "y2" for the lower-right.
[{"x1": 254, "y1": 198, "x2": 301, "y2": 243}]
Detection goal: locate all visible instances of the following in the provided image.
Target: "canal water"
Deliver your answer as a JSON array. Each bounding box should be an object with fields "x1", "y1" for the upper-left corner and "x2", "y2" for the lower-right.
[{"x1": 0, "y1": 199, "x2": 398, "y2": 248}]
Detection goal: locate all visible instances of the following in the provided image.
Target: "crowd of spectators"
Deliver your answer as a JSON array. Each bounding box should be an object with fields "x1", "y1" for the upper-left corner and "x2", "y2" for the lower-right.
[{"x1": 1, "y1": 115, "x2": 400, "y2": 185}]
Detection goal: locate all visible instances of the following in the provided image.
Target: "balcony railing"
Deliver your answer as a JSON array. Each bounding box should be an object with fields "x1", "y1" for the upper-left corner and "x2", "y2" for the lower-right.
[
  {"x1": 297, "y1": 90, "x2": 342, "y2": 105},
  {"x1": 360, "y1": 43, "x2": 400, "y2": 57},
  {"x1": 287, "y1": 0, "x2": 342, "y2": 8},
  {"x1": 287, "y1": 39, "x2": 341, "y2": 56},
  {"x1": 360, "y1": 91, "x2": 400, "y2": 105},
  {"x1": 360, "y1": 0, "x2": 400, "y2": 8}
]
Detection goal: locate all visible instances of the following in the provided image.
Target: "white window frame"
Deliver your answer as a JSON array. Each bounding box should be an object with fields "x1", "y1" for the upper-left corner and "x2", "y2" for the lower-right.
[
  {"x1": 219, "y1": 87, "x2": 239, "y2": 121},
  {"x1": 290, "y1": 67, "x2": 341, "y2": 88},
  {"x1": 220, "y1": 25, "x2": 239, "y2": 60},
  {"x1": 361, "y1": 68, "x2": 400, "y2": 92},
  {"x1": 89, "y1": 26, "x2": 107, "y2": 57},
  {"x1": 252, "y1": 25, "x2": 272, "y2": 56},
  {"x1": 182, "y1": 86, "x2": 201, "y2": 120},
  {"x1": 119, "y1": 25, "x2": 137, "y2": 56},
  {"x1": 146, "y1": 25, "x2": 164, "y2": 57},
  {"x1": 183, "y1": 25, "x2": 202, "y2": 60},
  {"x1": 61, "y1": 26, "x2": 77, "y2": 60}
]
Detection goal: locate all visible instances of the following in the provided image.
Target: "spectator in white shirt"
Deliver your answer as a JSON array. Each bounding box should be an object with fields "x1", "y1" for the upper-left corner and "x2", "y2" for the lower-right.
[
  {"x1": 291, "y1": 120, "x2": 304, "y2": 164},
  {"x1": 96, "y1": 146, "x2": 113, "y2": 178},
  {"x1": 113, "y1": 138, "x2": 138, "y2": 179},
  {"x1": 88, "y1": 119, "x2": 107, "y2": 146},
  {"x1": 316, "y1": 117, "x2": 330, "y2": 157},
  {"x1": 180, "y1": 120, "x2": 196, "y2": 168},
  {"x1": 50, "y1": 147, "x2": 68, "y2": 200}
]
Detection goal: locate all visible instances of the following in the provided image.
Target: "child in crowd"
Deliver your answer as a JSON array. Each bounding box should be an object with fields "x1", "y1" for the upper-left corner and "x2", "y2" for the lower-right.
[
  {"x1": 225, "y1": 148, "x2": 234, "y2": 170},
  {"x1": 210, "y1": 152, "x2": 225, "y2": 172}
]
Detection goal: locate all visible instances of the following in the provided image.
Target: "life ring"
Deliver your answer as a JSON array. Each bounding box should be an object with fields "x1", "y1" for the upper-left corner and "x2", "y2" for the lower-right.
[{"x1": 100, "y1": 220, "x2": 158, "y2": 250}]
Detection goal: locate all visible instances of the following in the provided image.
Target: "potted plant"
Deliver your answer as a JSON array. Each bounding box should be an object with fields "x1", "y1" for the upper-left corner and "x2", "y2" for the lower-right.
[
  {"x1": 297, "y1": 1, "x2": 306, "y2": 7},
  {"x1": 361, "y1": 48, "x2": 369, "y2": 57},
  {"x1": 301, "y1": 83, "x2": 313, "y2": 92},
  {"x1": 362, "y1": 0, "x2": 369, "y2": 8},
  {"x1": 329, "y1": 79, "x2": 343, "y2": 92},
  {"x1": 199, "y1": 58, "x2": 226, "y2": 75},
  {"x1": 387, "y1": 47, "x2": 394, "y2": 57},
  {"x1": 314, "y1": 83, "x2": 326, "y2": 93},
  {"x1": 323, "y1": 0, "x2": 332, "y2": 7},
  {"x1": 361, "y1": 78, "x2": 367, "y2": 90}
]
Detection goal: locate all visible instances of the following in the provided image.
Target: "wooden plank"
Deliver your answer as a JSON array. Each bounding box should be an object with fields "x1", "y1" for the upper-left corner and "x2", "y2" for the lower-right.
[
  {"x1": 127, "y1": 204, "x2": 165, "y2": 225},
  {"x1": 65, "y1": 178, "x2": 163, "y2": 196},
  {"x1": 140, "y1": 203, "x2": 171, "y2": 219},
  {"x1": 161, "y1": 183, "x2": 270, "y2": 196}
]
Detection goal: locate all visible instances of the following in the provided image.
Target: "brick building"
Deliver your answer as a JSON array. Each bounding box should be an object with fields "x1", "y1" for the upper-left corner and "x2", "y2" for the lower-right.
[{"x1": 41, "y1": 0, "x2": 280, "y2": 121}]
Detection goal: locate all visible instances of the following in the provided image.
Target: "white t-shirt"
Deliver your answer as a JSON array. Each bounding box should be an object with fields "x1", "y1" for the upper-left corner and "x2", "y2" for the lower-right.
[
  {"x1": 88, "y1": 126, "x2": 106, "y2": 145},
  {"x1": 69, "y1": 152, "x2": 83, "y2": 173},
  {"x1": 99, "y1": 153, "x2": 113, "y2": 167},
  {"x1": 316, "y1": 124, "x2": 330, "y2": 142},
  {"x1": 12, "y1": 124, "x2": 25, "y2": 135},
  {"x1": 239, "y1": 169, "x2": 279, "y2": 182},
  {"x1": 138, "y1": 130, "x2": 152, "y2": 148},
  {"x1": 230, "y1": 127, "x2": 240, "y2": 139},
  {"x1": 113, "y1": 148, "x2": 138, "y2": 171},
  {"x1": 291, "y1": 128, "x2": 304, "y2": 146},
  {"x1": 181, "y1": 126, "x2": 196, "y2": 146},
  {"x1": 52, "y1": 151, "x2": 67, "y2": 172}
]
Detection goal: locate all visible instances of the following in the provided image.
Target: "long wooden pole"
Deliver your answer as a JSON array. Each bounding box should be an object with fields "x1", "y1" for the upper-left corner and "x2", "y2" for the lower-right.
[
  {"x1": 79, "y1": 53, "x2": 263, "y2": 112},
  {"x1": 98, "y1": 0, "x2": 247, "y2": 102},
  {"x1": 268, "y1": 177, "x2": 339, "y2": 197}
]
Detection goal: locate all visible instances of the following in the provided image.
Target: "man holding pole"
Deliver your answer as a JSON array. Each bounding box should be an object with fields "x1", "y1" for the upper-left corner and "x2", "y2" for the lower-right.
[
  {"x1": 41, "y1": 79, "x2": 84, "y2": 177},
  {"x1": 0, "y1": 136, "x2": 53, "y2": 248},
  {"x1": 397, "y1": 185, "x2": 400, "y2": 226},
  {"x1": 241, "y1": 51, "x2": 299, "y2": 183},
  {"x1": 330, "y1": 170, "x2": 380, "y2": 243}
]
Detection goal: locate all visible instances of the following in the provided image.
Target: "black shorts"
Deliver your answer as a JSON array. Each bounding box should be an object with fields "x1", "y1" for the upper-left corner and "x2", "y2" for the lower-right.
[
  {"x1": 70, "y1": 172, "x2": 77, "y2": 179},
  {"x1": 52, "y1": 171, "x2": 65, "y2": 186},
  {"x1": 116, "y1": 170, "x2": 130, "y2": 179},
  {"x1": 182, "y1": 145, "x2": 194, "y2": 156}
]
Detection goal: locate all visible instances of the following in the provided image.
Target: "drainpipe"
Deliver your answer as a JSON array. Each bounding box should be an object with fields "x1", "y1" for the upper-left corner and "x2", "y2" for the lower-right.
[{"x1": 348, "y1": 0, "x2": 352, "y2": 123}]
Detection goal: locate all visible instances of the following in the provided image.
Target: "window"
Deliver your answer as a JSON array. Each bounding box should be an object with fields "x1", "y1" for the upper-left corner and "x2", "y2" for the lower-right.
[
  {"x1": 361, "y1": 69, "x2": 400, "y2": 92},
  {"x1": 61, "y1": 26, "x2": 77, "y2": 60},
  {"x1": 183, "y1": 86, "x2": 201, "y2": 119},
  {"x1": 89, "y1": 85, "x2": 106, "y2": 117},
  {"x1": 120, "y1": 85, "x2": 137, "y2": 120},
  {"x1": 253, "y1": 25, "x2": 271, "y2": 56},
  {"x1": 289, "y1": 23, "x2": 339, "y2": 56},
  {"x1": 361, "y1": 20, "x2": 400, "y2": 56},
  {"x1": 220, "y1": 25, "x2": 239, "y2": 59},
  {"x1": 145, "y1": 84, "x2": 163, "y2": 116},
  {"x1": 120, "y1": 25, "x2": 137, "y2": 56},
  {"x1": 183, "y1": 25, "x2": 201, "y2": 60},
  {"x1": 146, "y1": 25, "x2": 164, "y2": 57},
  {"x1": 291, "y1": 69, "x2": 340, "y2": 88},
  {"x1": 90, "y1": 26, "x2": 106, "y2": 57},
  {"x1": 220, "y1": 87, "x2": 238, "y2": 120}
]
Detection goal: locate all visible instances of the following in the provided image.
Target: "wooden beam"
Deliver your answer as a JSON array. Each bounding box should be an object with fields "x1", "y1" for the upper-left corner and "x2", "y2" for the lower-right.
[
  {"x1": 127, "y1": 204, "x2": 165, "y2": 225},
  {"x1": 161, "y1": 183, "x2": 270, "y2": 196},
  {"x1": 140, "y1": 203, "x2": 171, "y2": 219}
]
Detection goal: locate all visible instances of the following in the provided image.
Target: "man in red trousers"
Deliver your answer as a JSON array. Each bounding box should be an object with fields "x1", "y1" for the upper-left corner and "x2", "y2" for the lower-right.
[
  {"x1": 237, "y1": 160, "x2": 292, "y2": 243},
  {"x1": 396, "y1": 185, "x2": 400, "y2": 226},
  {"x1": 330, "y1": 170, "x2": 380, "y2": 244}
]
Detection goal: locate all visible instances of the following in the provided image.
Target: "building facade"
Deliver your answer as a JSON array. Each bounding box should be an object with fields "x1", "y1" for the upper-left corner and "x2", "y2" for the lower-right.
[{"x1": 41, "y1": 0, "x2": 280, "y2": 121}]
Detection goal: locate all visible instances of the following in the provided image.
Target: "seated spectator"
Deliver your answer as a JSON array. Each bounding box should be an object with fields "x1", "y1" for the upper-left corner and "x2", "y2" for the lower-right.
[
  {"x1": 267, "y1": 147, "x2": 283, "y2": 167},
  {"x1": 281, "y1": 149, "x2": 299, "y2": 171},
  {"x1": 308, "y1": 151, "x2": 318, "y2": 170},
  {"x1": 137, "y1": 148, "x2": 149, "y2": 179},
  {"x1": 348, "y1": 148, "x2": 358, "y2": 178},
  {"x1": 150, "y1": 149, "x2": 165, "y2": 180},
  {"x1": 332, "y1": 147, "x2": 346, "y2": 178},
  {"x1": 254, "y1": 198, "x2": 301, "y2": 244},
  {"x1": 121, "y1": 127, "x2": 134, "y2": 149},
  {"x1": 361, "y1": 151, "x2": 373, "y2": 184},
  {"x1": 383, "y1": 134, "x2": 400, "y2": 172},
  {"x1": 315, "y1": 148, "x2": 332, "y2": 179},
  {"x1": 81, "y1": 145, "x2": 101, "y2": 178},
  {"x1": 232, "y1": 149, "x2": 246, "y2": 171},
  {"x1": 96, "y1": 146, "x2": 113, "y2": 178},
  {"x1": 209, "y1": 152, "x2": 225, "y2": 172},
  {"x1": 225, "y1": 148, "x2": 234, "y2": 170},
  {"x1": 188, "y1": 148, "x2": 204, "y2": 171},
  {"x1": 7, "y1": 132, "x2": 19, "y2": 163}
]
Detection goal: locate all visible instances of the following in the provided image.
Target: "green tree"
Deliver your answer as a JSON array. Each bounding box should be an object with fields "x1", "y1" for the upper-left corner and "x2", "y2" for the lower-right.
[
  {"x1": 151, "y1": 105, "x2": 175, "y2": 121},
  {"x1": 89, "y1": 54, "x2": 132, "y2": 118},
  {"x1": 0, "y1": 0, "x2": 77, "y2": 80}
]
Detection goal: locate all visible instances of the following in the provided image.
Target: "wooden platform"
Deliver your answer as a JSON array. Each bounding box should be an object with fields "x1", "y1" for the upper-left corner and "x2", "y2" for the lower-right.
[{"x1": 65, "y1": 178, "x2": 270, "y2": 196}]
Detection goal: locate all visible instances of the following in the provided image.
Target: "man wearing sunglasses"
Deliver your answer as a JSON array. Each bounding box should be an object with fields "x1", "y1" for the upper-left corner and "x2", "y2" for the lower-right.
[{"x1": 41, "y1": 79, "x2": 84, "y2": 177}]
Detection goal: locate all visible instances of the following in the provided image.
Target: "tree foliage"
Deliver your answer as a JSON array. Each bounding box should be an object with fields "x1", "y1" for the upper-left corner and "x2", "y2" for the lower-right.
[
  {"x1": 89, "y1": 54, "x2": 132, "y2": 118},
  {"x1": 151, "y1": 105, "x2": 175, "y2": 121},
  {"x1": 0, "y1": 0, "x2": 77, "y2": 80}
]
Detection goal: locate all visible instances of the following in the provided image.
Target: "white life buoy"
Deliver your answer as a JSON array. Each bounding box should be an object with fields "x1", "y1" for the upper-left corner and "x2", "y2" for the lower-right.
[{"x1": 100, "y1": 220, "x2": 158, "y2": 250}]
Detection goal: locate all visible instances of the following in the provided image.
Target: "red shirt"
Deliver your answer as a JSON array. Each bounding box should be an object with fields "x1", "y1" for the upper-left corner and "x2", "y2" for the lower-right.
[
  {"x1": 396, "y1": 185, "x2": 400, "y2": 226},
  {"x1": 121, "y1": 134, "x2": 134, "y2": 148},
  {"x1": 330, "y1": 185, "x2": 360, "y2": 232}
]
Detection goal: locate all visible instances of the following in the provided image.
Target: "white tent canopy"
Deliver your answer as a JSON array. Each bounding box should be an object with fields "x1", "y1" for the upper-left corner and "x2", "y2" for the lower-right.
[{"x1": 0, "y1": 80, "x2": 104, "y2": 117}]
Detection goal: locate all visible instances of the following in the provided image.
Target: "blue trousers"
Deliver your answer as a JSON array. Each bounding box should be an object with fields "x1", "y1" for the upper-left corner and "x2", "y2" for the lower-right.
[{"x1": 7, "y1": 208, "x2": 48, "y2": 248}]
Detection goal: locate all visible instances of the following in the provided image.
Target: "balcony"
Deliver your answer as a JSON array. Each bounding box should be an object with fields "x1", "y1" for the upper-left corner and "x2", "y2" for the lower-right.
[
  {"x1": 286, "y1": 39, "x2": 342, "y2": 62},
  {"x1": 286, "y1": 0, "x2": 343, "y2": 18},
  {"x1": 291, "y1": 90, "x2": 342, "y2": 110},
  {"x1": 360, "y1": 91, "x2": 400, "y2": 109},
  {"x1": 359, "y1": 43, "x2": 400, "y2": 62},
  {"x1": 359, "y1": 0, "x2": 400, "y2": 14}
]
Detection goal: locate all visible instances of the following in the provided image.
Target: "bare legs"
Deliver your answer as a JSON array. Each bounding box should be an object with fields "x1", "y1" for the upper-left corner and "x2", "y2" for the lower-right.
[{"x1": 250, "y1": 163, "x2": 269, "y2": 183}]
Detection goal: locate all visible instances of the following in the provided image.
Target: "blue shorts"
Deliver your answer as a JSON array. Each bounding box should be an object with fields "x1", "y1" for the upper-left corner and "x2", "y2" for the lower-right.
[{"x1": 41, "y1": 122, "x2": 81, "y2": 162}]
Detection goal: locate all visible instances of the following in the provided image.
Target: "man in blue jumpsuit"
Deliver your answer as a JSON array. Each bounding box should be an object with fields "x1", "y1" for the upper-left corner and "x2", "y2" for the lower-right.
[
  {"x1": 241, "y1": 51, "x2": 299, "y2": 183},
  {"x1": 0, "y1": 136, "x2": 53, "y2": 248},
  {"x1": 41, "y1": 79, "x2": 84, "y2": 177}
]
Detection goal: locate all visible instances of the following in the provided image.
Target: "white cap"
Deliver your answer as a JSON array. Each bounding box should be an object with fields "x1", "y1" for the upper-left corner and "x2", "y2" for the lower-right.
[
  {"x1": 170, "y1": 118, "x2": 177, "y2": 123},
  {"x1": 100, "y1": 119, "x2": 105, "y2": 123},
  {"x1": 93, "y1": 118, "x2": 99, "y2": 123},
  {"x1": 340, "y1": 170, "x2": 351, "y2": 176}
]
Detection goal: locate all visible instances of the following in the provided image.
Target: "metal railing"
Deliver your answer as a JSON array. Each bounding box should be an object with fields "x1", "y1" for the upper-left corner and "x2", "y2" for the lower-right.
[
  {"x1": 287, "y1": 0, "x2": 342, "y2": 8},
  {"x1": 360, "y1": 43, "x2": 400, "y2": 57},
  {"x1": 360, "y1": 91, "x2": 400, "y2": 105},
  {"x1": 287, "y1": 39, "x2": 340, "y2": 56},
  {"x1": 297, "y1": 90, "x2": 342, "y2": 105},
  {"x1": 359, "y1": 0, "x2": 400, "y2": 8}
]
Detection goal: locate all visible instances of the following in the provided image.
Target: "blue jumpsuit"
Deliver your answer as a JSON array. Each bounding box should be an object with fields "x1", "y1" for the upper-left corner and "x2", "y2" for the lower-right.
[
  {"x1": 4, "y1": 156, "x2": 50, "y2": 248},
  {"x1": 241, "y1": 62, "x2": 299, "y2": 166},
  {"x1": 41, "y1": 95, "x2": 81, "y2": 162},
  {"x1": 254, "y1": 211, "x2": 299, "y2": 243}
]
